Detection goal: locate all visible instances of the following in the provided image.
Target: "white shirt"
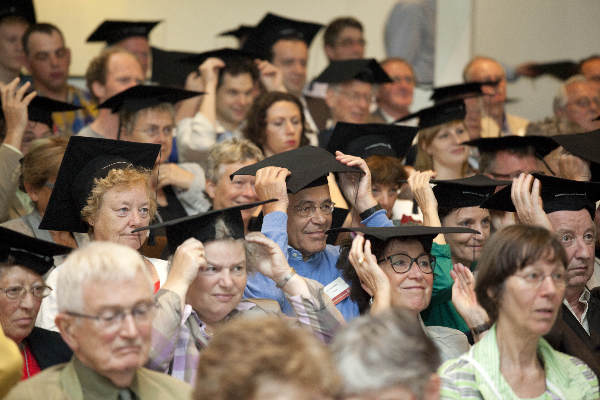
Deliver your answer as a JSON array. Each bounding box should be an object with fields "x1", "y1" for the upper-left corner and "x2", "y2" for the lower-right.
[{"x1": 563, "y1": 287, "x2": 591, "y2": 335}]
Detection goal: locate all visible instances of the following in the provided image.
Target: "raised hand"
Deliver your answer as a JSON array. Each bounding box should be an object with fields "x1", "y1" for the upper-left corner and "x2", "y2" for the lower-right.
[
  {"x1": 408, "y1": 170, "x2": 440, "y2": 227},
  {"x1": 335, "y1": 151, "x2": 378, "y2": 213},
  {"x1": 163, "y1": 237, "x2": 207, "y2": 308},
  {"x1": 511, "y1": 173, "x2": 552, "y2": 230},
  {"x1": 1, "y1": 78, "x2": 36, "y2": 151},
  {"x1": 255, "y1": 166, "x2": 290, "y2": 214},
  {"x1": 255, "y1": 60, "x2": 286, "y2": 92}
]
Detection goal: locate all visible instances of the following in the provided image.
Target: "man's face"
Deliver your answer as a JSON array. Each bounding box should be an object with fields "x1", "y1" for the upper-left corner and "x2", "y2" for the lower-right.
[
  {"x1": 0, "y1": 20, "x2": 28, "y2": 74},
  {"x1": 581, "y1": 58, "x2": 600, "y2": 92},
  {"x1": 117, "y1": 36, "x2": 150, "y2": 76},
  {"x1": 561, "y1": 81, "x2": 600, "y2": 132},
  {"x1": 326, "y1": 80, "x2": 373, "y2": 124},
  {"x1": 271, "y1": 39, "x2": 307, "y2": 96},
  {"x1": 377, "y1": 60, "x2": 414, "y2": 114},
  {"x1": 20, "y1": 121, "x2": 52, "y2": 154},
  {"x1": 65, "y1": 271, "x2": 154, "y2": 379},
  {"x1": 125, "y1": 109, "x2": 174, "y2": 163},
  {"x1": 94, "y1": 52, "x2": 144, "y2": 103},
  {"x1": 215, "y1": 72, "x2": 255, "y2": 128},
  {"x1": 185, "y1": 239, "x2": 247, "y2": 325},
  {"x1": 466, "y1": 59, "x2": 506, "y2": 109},
  {"x1": 287, "y1": 185, "x2": 332, "y2": 259},
  {"x1": 325, "y1": 27, "x2": 365, "y2": 61},
  {"x1": 25, "y1": 30, "x2": 70, "y2": 92},
  {"x1": 484, "y1": 151, "x2": 538, "y2": 180},
  {"x1": 548, "y1": 209, "x2": 596, "y2": 290},
  {"x1": 206, "y1": 160, "x2": 259, "y2": 221}
]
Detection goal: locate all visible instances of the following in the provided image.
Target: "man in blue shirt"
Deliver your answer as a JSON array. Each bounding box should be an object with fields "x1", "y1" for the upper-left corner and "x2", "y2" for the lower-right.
[{"x1": 235, "y1": 146, "x2": 393, "y2": 320}]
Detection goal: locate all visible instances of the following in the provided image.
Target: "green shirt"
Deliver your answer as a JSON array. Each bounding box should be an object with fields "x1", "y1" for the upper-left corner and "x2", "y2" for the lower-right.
[{"x1": 421, "y1": 242, "x2": 472, "y2": 333}]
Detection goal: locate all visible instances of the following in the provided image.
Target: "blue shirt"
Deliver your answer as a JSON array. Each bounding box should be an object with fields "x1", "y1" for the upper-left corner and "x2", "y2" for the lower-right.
[{"x1": 244, "y1": 209, "x2": 392, "y2": 321}]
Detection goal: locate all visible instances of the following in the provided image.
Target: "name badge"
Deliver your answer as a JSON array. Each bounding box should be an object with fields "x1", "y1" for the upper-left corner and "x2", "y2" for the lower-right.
[{"x1": 324, "y1": 277, "x2": 350, "y2": 305}]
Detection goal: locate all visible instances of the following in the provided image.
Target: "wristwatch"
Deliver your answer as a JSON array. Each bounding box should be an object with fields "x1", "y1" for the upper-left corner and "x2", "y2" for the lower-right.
[{"x1": 359, "y1": 204, "x2": 383, "y2": 220}]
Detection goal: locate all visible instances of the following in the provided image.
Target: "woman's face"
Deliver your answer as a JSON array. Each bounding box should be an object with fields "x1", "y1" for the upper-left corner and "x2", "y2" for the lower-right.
[
  {"x1": 378, "y1": 239, "x2": 433, "y2": 313},
  {"x1": 263, "y1": 100, "x2": 303, "y2": 156},
  {"x1": 89, "y1": 183, "x2": 151, "y2": 250},
  {"x1": 498, "y1": 257, "x2": 566, "y2": 336},
  {"x1": 25, "y1": 177, "x2": 56, "y2": 216},
  {"x1": 186, "y1": 239, "x2": 247, "y2": 325},
  {"x1": 371, "y1": 183, "x2": 399, "y2": 218},
  {"x1": 442, "y1": 207, "x2": 490, "y2": 265},
  {"x1": 424, "y1": 122, "x2": 469, "y2": 169},
  {"x1": 0, "y1": 266, "x2": 44, "y2": 343}
]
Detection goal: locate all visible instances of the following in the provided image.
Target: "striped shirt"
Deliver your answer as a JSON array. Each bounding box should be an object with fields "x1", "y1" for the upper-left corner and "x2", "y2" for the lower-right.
[{"x1": 439, "y1": 324, "x2": 599, "y2": 399}]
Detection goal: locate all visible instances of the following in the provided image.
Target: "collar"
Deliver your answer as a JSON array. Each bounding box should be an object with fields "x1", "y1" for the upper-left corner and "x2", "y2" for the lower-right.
[
  {"x1": 287, "y1": 246, "x2": 323, "y2": 263},
  {"x1": 67, "y1": 357, "x2": 141, "y2": 400}
]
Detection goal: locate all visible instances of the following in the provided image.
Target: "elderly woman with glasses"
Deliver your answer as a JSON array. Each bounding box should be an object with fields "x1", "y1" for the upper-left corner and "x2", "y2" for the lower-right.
[
  {"x1": 335, "y1": 225, "x2": 477, "y2": 362},
  {"x1": 439, "y1": 225, "x2": 599, "y2": 399},
  {"x1": 0, "y1": 228, "x2": 72, "y2": 380}
]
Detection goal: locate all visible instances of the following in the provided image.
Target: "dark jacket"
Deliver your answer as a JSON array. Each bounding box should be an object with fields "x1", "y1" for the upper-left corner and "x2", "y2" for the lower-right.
[
  {"x1": 545, "y1": 287, "x2": 600, "y2": 379},
  {"x1": 25, "y1": 327, "x2": 72, "y2": 369}
]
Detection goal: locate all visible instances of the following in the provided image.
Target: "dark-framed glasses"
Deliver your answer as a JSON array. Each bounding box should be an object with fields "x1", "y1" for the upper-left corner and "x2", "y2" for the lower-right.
[
  {"x1": 66, "y1": 300, "x2": 157, "y2": 332},
  {"x1": 378, "y1": 253, "x2": 435, "y2": 274},
  {"x1": 0, "y1": 285, "x2": 52, "y2": 300}
]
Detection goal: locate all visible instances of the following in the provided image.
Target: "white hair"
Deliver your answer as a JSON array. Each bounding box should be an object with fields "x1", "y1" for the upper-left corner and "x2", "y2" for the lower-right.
[
  {"x1": 553, "y1": 74, "x2": 588, "y2": 114},
  {"x1": 56, "y1": 241, "x2": 153, "y2": 313},
  {"x1": 331, "y1": 308, "x2": 440, "y2": 398}
]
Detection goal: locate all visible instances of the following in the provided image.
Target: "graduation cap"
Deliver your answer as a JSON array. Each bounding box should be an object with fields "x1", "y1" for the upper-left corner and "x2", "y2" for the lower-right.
[
  {"x1": 150, "y1": 46, "x2": 202, "y2": 87},
  {"x1": 551, "y1": 131, "x2": 600, "y2": 164},
  {"x1": 326, "y1": 122, "x2": 418, "y2": 159},
  {"x1": 0, "y1": 95, "x2": 81, "y2": 128},
  {"x1": 132, "y1": 200, "x2": 276, "y2": 254},
  {"x1": 98, "y1": 84, "x2": 203, "y2": 114},
  {"x1": 180, "y1": 47, "x2": 259, "y2": 66},
  {"x1": 241, "y1": 13, "x2": 323, "y2": 59},
  {"x1": 463, "y1": 135, "x2": 559, "y2": 159},
  {"x1": 528, "y1": 61, "x2": 578, "y2": 81},
  {"x1": 327, "y1": 225, "x2": 479, "y2": 245},
  {"x1": 231, "y1": 146, "x2": 360, "y2": 194},
  {"x1": 396, "y1": 99, "x2": 466, "y2": 129},
  {"x1": 315, "y1": 59, "x2": 392, "y2": 84},
  {"x1": 0, "y1": 227, "x2": 71, "y2": 276},
  {"x1": 429, "y1": 81, "x2": 491, "y2": 104},
  {"x1": 219, "y1": 24, "x2": 255, "y2": 40},
  {"x1": 481, "y1": 173, "x2": 600, "y2": 216},
  {"x1": 431, "y1": 175, "x2": 511, "y2": 209},
  {"x1": 87, "y1": 20, "x2": 161, "y2": 45},
  {"x1": 39, "y1": 136, "x2": 160, "y2": 233},
  {"x1": 0, "y1": 0, "x2": 35, "y2": 24}
]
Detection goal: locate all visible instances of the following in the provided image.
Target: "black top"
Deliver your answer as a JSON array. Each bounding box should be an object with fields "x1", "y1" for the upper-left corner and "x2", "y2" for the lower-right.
[
  {"x1": 315, "y1": 59, "x2": 392, "y2": 84},
  {"x1": 87, "y1": 20, "x2": 161, "y2": 45}
]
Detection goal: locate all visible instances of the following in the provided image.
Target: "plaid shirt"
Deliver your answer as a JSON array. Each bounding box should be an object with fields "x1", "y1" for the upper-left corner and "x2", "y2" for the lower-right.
[
  {"x1": 51, "y1": 85, "x2": 97, "y2": 136},
  {"x1": 147, "y1": 279, "x2": 343, "y2": 385}
]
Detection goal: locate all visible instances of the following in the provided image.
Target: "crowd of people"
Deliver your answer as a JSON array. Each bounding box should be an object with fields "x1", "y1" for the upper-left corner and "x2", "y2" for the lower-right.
[{"x1": 0, "y1": 0, "x2": 599, "y2": 399}]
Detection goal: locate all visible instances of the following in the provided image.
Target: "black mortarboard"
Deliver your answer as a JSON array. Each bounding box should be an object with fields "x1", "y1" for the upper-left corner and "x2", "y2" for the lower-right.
[
  {"x1": 150, "y1": 46, "x2": 202, "y2": 87},
  {"x1": 429, "y1": 81, "x2": 490, "y2": 104},
  {"x1": 179, "y1": 47, "x2": 259, "y2": 65},
  {"x1": 327, "y1": 225, "x2": 479, "y2": 244},
  {"x1": 219, "y1": 24, "x2": 255, "y2": 40},
  {"x1": 463, "y1": 135, "x2": 559, "y2": 159},
  {"x1": 0, "y1": 95, "x2": 81, "y2": 128},
  {"x1": 87, "y1": 20, "x2": 161, "y2": 45},
  {"x1": 0, "y1": 0, "x2": 35, "y2": 24},
  {"x1": 231, "y1": 146, "x2": 360, "y2": 194},
  {"x1": 0, "y1": 227, "x2": 71, "y2": 276},
  {"x1": 431, "y1": 175, "x2": 511, "y2": 209},
  {"x1": 133, "y1": 200, "x2": 276, "y2": 254},
  {"x1": 481, "y1": 173, "x2": 600, "y2": 216},
  {"x1": 326, "y1": 122, "x2": 418, "y2": 159},
  {"x1": 551, "y1": 131, "x2": 600, "y2": 164},
  {"x1": 39, "y1": 136, "x2": 160, "y2": 233},
  {"x1": 396, "y1": 99, "x2": 466, "y2": 129},
  {"x1": 315, "y1": 59, "x2": 392, "y2": 84},
  {"x1": 529, "y1": 61, "x2": 578, "y2": 81},
  {"x1": 98, "y1": 84, "x2": 203, "y2": 113},
  {"x1": 241, "y1": 13, "x2": 323, "y2": 59}
]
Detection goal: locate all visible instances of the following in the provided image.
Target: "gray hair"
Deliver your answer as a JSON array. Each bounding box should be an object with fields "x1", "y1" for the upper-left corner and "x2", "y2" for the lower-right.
[
  {"x1": 205, "y1": 138, "x2": 263, "y2": 183},
  {"x1": 553, "y1": 74, "x2": 588, "y2": 114},
  {"x1": 56, "y1": 242, "x2": 153, "y2": 313},
  {"x1": 331, "y1": 308, "x2": 440, "y2": 398}
]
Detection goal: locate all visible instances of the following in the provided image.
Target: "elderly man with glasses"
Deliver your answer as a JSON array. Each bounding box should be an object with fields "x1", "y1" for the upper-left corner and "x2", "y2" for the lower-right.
[{"x1": 5, "y1": 241, "x2": 191, "y2": 399}]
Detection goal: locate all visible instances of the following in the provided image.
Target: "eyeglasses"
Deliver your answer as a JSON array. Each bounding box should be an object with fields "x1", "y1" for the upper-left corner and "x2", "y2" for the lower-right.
[
  {"x1": 514, "y1": 270, "x2": 567, "y2": 288},
  {"x1": 338, "y1": 89, "x2": 374, "y2": 105},
  {"x1": 0, "y1": 285, "x2": 52, "y2": 300},
  {"x1": 568, "y1": 96, "x2": 600, "y2": 109},
  {"x1": 293, "y1": 202, "x2": 335, "y2": 218},
  {"x1": 378, "y1": 253, "x2": 435, "y2": 274},
  {"x1": 334, "y1": 38, "x2": 366, "y2": 48},
  {"x1": 66, "y1": 300, "x2": 156, "y2": 332}
]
